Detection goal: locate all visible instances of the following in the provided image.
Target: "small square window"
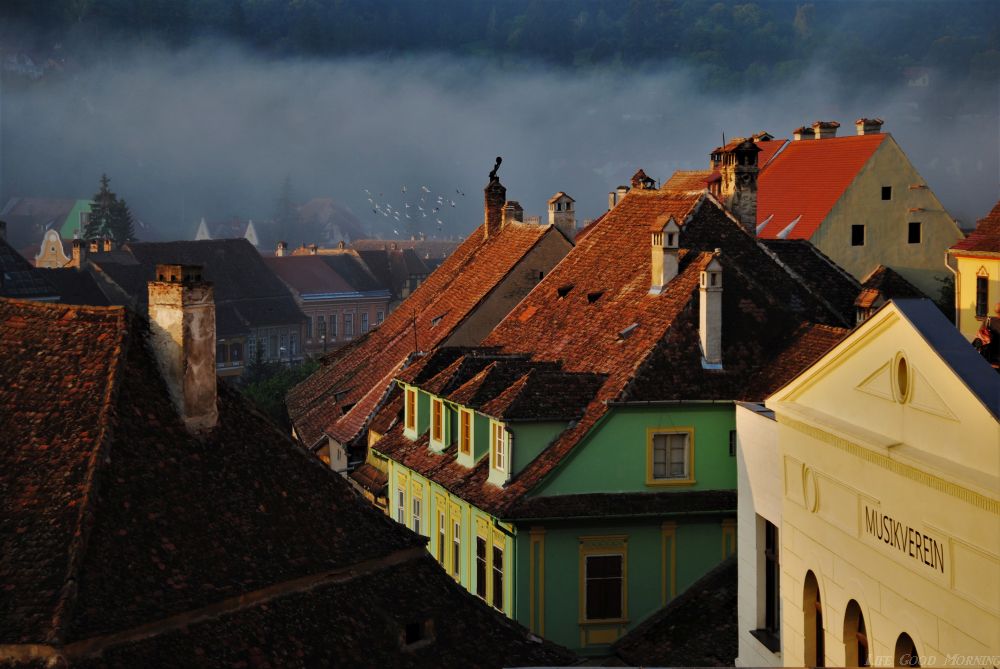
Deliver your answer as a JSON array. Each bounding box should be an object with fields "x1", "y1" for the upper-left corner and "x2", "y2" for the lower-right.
[
  {"x1": 908, "y1": 221, "x2": 921, "y2": 244},
  {"x1": 881, "y1": 186, "x2": 892, "y2": 200},
  {"x1": 851, "y1": 224, "x2": 865, "y2": 246},
  {"x1": 651, "y1": 432, "x2": 690, "y2": 480}
]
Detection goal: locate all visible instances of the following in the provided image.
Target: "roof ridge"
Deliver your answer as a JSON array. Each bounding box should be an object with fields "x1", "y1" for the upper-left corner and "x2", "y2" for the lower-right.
[{"x1": 49, "y1": 307, "x2": 131, "y2": 642}]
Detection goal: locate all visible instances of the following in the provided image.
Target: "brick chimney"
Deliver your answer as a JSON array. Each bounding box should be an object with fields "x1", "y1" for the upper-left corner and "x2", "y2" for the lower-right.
[
  {"x1": 856, "y1": 118, "x2": 884, "y2": 135},
  {"x1": 717, "y1": 139, "x2": 760, "y2": 233},
  {"x1": 547, "y1": 192, "x2": 575, "y2": 237},
  {"x1": 650, "y1": 215, "x2": 680, "y2": 294},
  {"x1": 502, "y1": 201, "x2": 524, "y2": 227},
  {"x1": 148, "y1": 264, "x2": 218, "y2": 432},
  {"x1": 812, "y1": 121, "x2": 840, "y2": 139},
  {"x1": 484, "y1": 156, "x2": 506, "y2": 240},
  {"x1": 275, "y1": 241, "x2": 287, "y2": 257},
  {"x1": 699, "y1": 252, "x2": 723, "y2": 367}
]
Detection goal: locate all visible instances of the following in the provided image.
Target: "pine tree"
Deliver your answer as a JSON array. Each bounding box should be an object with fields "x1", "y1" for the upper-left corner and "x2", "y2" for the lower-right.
[
  {"x1": 109, "y1": 198, "x2": 136, "y2": 244},
  {"x1": 85, "y1": 174, "x2": 118, "y2": 240}
]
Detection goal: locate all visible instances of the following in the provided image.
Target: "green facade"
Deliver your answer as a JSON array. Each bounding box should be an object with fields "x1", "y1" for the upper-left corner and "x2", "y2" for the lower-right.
[
  {"x1": 58, "y1": 200, "x2": 93, "y2": 240},
  {"x1": 378, "y1": 384, "x2": 738, "y2": 655}
]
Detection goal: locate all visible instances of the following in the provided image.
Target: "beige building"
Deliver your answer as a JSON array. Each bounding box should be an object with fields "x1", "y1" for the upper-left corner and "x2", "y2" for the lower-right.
[
  {"x1": 740, "y1": 299, "x2": 999, "y2": 667},
  {"x1": 947, "y1": 199, "x2": 1000, "y2": 351}
]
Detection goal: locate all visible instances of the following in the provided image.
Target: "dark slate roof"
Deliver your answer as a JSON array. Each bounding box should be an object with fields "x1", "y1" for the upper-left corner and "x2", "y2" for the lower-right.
[
  {"x1": 318, "y1": 252, "x2": 385, "y2": 292},
  {"x1": 508, "y1": 490, "x2": 736, "y2": 520},
  {"x1": 0, "y1": 298, "x2": 574, "y2": 667},
  {"x1": 287, "y1": 209, "x2": 560, "y2": 449},
  {"x1": 613, "y1": 556, "x2": 737, "y2": 667},
  {"x1": 44, "y1": 268, "x2": 112, "y2": 306},
  {"x1": 762, "y1": 238, "x2": 860, "y2": 325},
  {"x1": 892, "y1": 298, "x2": 1000, "y2": 419},
  {"x1": 91, "y1": 239, "x2": 305, "y2": 337},
  {"x1": 73, "y1": 556, "x2": 574, "y2": 669},
  {"x1": 855, "y1": 264, "x2": 925, "y2": 308},
  {"x1": 0, "y1": 236, "x2": 58, "y2": 300},
  {"x1": 744, "y1": 322, "x2": 851, "y2": 400},
  {"x1": 950, "y1": 199, "x2": 1000, "y2": 254}
]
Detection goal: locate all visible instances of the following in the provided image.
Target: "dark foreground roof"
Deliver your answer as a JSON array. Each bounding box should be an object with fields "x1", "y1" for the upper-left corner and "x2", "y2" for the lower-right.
[
  {"x1": 0, "y1": 235, "x2": 58, "y2": 301},
  {"x1": 613, "y1": 556, "x2": 737, "y2": 667},
  {"x1": 0, "y1": 298, "x2": 574, "y2": 668}
]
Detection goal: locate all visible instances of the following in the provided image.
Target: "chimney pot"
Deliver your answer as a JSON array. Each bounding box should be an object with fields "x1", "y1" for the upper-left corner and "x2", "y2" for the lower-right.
[
  {"x1": 502, "y1": 201, "x2": 524, "y2": 227},
  {"x1": 276, "y1": 241, "x2": 287, "y2": 257},
  {"x1": 148, "y1": 263, "x2": 217, "y2": 432},
  {"x1": 699, "y1": 255, "x2": 723, "y2": 366},
  {"x1": 792, "y1": 126, "x2": 812, "y2": 141},
  {"x1": 811, "y1": 120, "x2": 840, "y2": 139},
  {"x1": 855, "y1": 117, "x2": 884, "y2": 135},
  {"x1": 483, "y1": 157, "x2": 507, "y2": 240},
  {"x1": 547, "y1": 193, "x2": 575, "y2": 236},
  {"x1": 338, "y1": 240, "x2": 346, "y2": 250},
  {"x1": 308, "y1": 243, "x2": 318, "y2": 255},
  {"x1": 650, "y1": 216, "x2": 680, "y2": 294}
]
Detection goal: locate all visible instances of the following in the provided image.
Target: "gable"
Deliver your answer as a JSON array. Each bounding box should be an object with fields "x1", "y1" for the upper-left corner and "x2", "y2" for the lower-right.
[{"x1": 769, "y1": 302, "x2": 1000, "y2": 480}]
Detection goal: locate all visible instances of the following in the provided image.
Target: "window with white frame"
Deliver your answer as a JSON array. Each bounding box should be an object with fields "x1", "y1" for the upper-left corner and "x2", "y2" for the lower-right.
[
  {"x1": 396, "y1": 488, "x2": 405, "y2": 524},
  {"x1": 452, "y1": 517, "x2": 461, "y2": 577},
  {"x1": 377, "y1": 310, "x2": 385, "y2": 325},
  {"x1": 344, "y1": 313, "x2": 355, "y2": 337},
  {"x1": 412, "y1": 495, "x2": 422, "y2": 534}
]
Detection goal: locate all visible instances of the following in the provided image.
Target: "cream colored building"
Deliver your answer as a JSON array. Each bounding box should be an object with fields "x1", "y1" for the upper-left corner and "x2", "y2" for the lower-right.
[
  {"x1": 947, "y1": 199, "x2": 1000, "y2": 344},
  {"x1": 740, "y1": 299, "x2": 999, "y2": 667}
]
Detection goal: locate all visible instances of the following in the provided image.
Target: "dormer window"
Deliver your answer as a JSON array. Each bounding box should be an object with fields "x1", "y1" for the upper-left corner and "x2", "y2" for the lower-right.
[
  {"x1": 492, "y1": 422, "x2": 506, "y2": 470},
  {"x1": 405, "y1": 387, "x2": 417, "y2": 432},
  {"x1": 487, "y1": 421, "x2": 511, "y2": 486},
  {"x1": 431, "y1": 398, "x2": 444, "y2": 444},
  {"x1": 459, "y1": 409, "x2": 472, "y2": 456}
]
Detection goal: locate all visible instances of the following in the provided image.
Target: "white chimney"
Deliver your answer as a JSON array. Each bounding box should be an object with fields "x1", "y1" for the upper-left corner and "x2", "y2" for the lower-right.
[
  {"x1": 276, "y1": 240, "x2": 287, "y2": 257},
  {"x1": 855, "y1": 117, "x2": 884, "y2": 135},
  {"x1": 547, "y1": 192, "x2": 575, "y2": 237},
  {"x1": 699, "y1": 252, "x2": 723, "y2": 367},
  {"x1": 148, "y1": 264, "x2": 218, "y2": 432},
  {"x1": 792, "y1": 126, "x2": 812, "y2": 141},
  {"x1": 650, "y1": 216, "x2": 680, "y2": 294},
  {"x1": 812, "y1": 120, "x2": 840, "y2": 139}
]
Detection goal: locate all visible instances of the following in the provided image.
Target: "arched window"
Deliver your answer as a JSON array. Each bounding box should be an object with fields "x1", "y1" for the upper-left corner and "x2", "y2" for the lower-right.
[
  {"x1": 895, "y1": 633, "x2": 919, "y2": 667},
  {"x1": 804, "y1": 571, "x2": 825, "y2": 667},
  {"x1": 844, "y1": 599, "x2": 869, "y2": 668}
]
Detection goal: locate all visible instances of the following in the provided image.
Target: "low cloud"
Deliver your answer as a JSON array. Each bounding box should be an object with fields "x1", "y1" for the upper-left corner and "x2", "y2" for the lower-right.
[{"x1": 2, "y1": 40, "x2": 997, "y2": 244}]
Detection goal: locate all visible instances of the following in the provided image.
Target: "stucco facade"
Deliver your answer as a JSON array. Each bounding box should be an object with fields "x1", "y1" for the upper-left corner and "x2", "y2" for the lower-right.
[
  {"x1": 948, "y1": 249, "x2": 999, "y2": 343},
  {"x1": 765, "y1": 301, "x2": 999, "y2": 667},
  {"x1": 810, "y1": 136, "x2": 963, "y2": 297}
]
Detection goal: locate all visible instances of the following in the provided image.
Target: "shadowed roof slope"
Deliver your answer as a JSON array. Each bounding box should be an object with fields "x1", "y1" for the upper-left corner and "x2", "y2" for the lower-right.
[
  {"x1": 0, "y1": 298, "x2": 575, "y2": 668},
  {"x1": 0, "y1": 235, "x2": 58, "y2": 300},
  {"x1": 287, "y1": 219, "x2": 556, "y2": 448},
  {"x1": 756, "y1": 133, "x2": 887, "y2": 239},
  {"x1": 950, "y1": 199, "x2": 1000, "y2": 254}
]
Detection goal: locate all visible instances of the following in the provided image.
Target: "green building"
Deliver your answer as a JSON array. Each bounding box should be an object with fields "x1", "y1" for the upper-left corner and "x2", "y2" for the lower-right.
[{"x1": 365, "y1": 176, "x2": 856, "y2": 655}]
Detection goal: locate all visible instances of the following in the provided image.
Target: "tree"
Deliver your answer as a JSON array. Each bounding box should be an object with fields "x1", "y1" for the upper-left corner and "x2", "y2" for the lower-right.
[
  {"x1": 84, "y1": 173, "x2": 116, "y2": 239},
  {"x1": 109, "y1": 197, "x2": 136, "y2": 244}
]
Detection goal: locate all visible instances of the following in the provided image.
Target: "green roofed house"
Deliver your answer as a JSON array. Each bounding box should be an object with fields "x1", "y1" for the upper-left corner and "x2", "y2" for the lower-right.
[{"x1": 366, "y1": 171, "x2": 862, "y2": 656}]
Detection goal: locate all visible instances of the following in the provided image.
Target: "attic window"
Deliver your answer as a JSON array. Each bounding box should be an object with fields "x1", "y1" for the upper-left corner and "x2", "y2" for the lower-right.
[
  {"x1": 587, "y1": 291, "x2": 604, "y2": 304},
  {"x1": 431, "y1": 315, "x2": 444, "y2": 327},
  {"x1": 341, "y1": 402, "x2": 356, "y2": 415},
  {"x1": 881, "y1": 186, "x2": 892, "y2": 200},
  {"x1": 401, "y1": 619, "x2": 435, "y2": 650},
  {"x1": 557, "y1": 284, "x2": 574, "y2": 299},
  {"x1": 617, "y1": 323, "x2": 638, "y2": 341}
]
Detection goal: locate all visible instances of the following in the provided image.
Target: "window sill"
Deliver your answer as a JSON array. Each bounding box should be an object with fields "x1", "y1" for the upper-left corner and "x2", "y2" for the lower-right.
[
  {"x1": 579, "y1": 617, "x2": 630, "y2": 626},
  {"x1": 750, "y1": 628, "x2": 781, "y2": 653},
  {"x1": 645, "y1": 478, "x2": 697, "y2": 487}
]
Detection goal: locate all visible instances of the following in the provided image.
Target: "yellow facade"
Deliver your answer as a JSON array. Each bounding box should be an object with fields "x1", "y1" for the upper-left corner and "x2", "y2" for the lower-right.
[
  {"x1": 767, "y1": 302, "x2": 1000, "y2": 667},
  {"x1": 949, "y1": 251, "x2": 1000, "y2": 343},
  {"x1": 810, "y1": 136, "x2": 963, "y2": 297}
]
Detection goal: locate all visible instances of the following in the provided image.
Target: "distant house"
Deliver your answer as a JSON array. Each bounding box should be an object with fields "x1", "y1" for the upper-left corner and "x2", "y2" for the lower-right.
[
  {"x1": 287, "y1": 169, "x2": 573, "y2": 470},
  {"x1": 265, "y1": 246, "x2": 391, "y2": 364},
  {"x1": 354, "y1": 243, "x2": 431, "y2": 309},
  {"x1": 947, "y1": 199, "x2": 1000, "y2": 360},
  {"x1": 736, "y1": 299, "x2": 1000, "y2": 667},
  {"x1": 0, "y1": 287, "x2": 576, "y2": 668},
  {"x1": 372, "y1": 175, "x2": 856, "y2": 655},
  {"x1": 31, "y1": 229, "x2": 72, "y2": 268},
  {"x1": 194, "y1": 216, "x2": 260, "y2": 247},
  {"x1": 0, "y1": 197, "x2": 91, "y2": 249},
  {"x1": 352, "y1": 238, "x2": 460, "y2": 273},
  {"x1": 664, "y1": 119, "x2": 963, "y2": 297},
  {"x1": 81, "y1": 238, "x2": 306, "y2": 378},
  {"x1": 0, "y1": 222, "x2": 59, "y2": 302}
]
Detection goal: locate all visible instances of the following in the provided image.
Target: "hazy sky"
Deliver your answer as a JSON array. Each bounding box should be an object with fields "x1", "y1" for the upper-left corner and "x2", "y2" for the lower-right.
[{"x1": 2, "y1": 40, "x2": 997, "y2": 243}]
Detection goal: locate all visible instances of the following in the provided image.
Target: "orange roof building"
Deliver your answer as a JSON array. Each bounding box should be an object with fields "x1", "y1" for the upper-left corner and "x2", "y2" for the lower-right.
[
  {"x1": 947, "y1": 199, "x2": 1000, "y2": 347},
  {"x1": 286, "y1": 167, "x2": 573, "y2": 465}
]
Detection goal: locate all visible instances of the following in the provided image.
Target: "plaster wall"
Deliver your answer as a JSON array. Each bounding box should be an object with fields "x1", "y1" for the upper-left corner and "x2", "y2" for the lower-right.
[
  {"x1": 952, "y1": 253, "x2": 1000, "y2": 342},
  {"x1": 810, "y1": 136, "x2": 963, "y2": 297}
]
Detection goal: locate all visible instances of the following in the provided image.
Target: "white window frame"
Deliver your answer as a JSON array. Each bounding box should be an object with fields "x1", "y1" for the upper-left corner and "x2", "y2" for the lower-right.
[
  {"x1": 396, "y1": 488, "x2": 405, "y2": 524},
  {"x1": 412, "y1": 495, "x2": 422, "y2": 535},
  {"x1": 647, "y1": 429, "x2": 694, "y2": 485}
]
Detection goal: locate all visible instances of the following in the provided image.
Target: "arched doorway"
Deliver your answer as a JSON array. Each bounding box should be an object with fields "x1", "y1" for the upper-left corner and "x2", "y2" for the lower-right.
[
  {"x1": 804, "y1": 571, "x2": 824, "y2": 667},
  {"x1": 844, "y1": 599, "x2": 869, "y2": 667},
  {"x1": 895, "y1": 632, "x2": 920, "y2": 667}
]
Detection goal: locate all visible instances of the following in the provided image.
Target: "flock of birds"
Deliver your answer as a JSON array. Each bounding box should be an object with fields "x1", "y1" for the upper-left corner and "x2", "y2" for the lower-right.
[{"x1": 363, "y1": 184, "x2": 465, "y2": 236}]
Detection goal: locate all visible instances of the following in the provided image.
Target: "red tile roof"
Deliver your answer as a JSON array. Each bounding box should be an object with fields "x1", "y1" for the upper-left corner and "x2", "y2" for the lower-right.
[
  {"x1": 950, "y1": 199, "x2": 1000, "y2": 254},
  {"x1": 377, "y1": 188, "x2": 851, "y2": 515},
  {"x1": 756, "y1": 134, "x2": 887, "y2": 239},
  {"x1": 287, "y1": 217, "x2": 559, "y2": 449},
  {"x1": 854, "y1": 264, "x2": 924, "y2": 309},
  {"x1": 755, "y1": 138, "x2": 788, "y2": 168},
  {"x1": 662, "y1": 170, "x2": 714, "y2": 192}
]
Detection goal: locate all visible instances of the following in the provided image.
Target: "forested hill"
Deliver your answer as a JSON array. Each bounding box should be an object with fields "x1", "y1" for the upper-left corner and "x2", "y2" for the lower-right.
[{"x1": 3, "y1": 0, "x2": 998, "y2": 91}]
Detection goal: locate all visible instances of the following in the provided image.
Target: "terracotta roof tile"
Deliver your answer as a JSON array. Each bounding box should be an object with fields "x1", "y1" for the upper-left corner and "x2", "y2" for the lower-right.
[
  {"x1": 287, "y1": 218, "x2": 555, "y2": 448},
  {"x1": 854, "y1": 264, "x2": 925, "y2": 309},
  {"x1": 950, "y1": 199, "x2": 1000, "y2": 254},
  {"x1": 756, "y1": 134, "x2": 887, "y2": 239},
  {"x1": 661, "y1": 170, "x2": 713, "y2": 193}
]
